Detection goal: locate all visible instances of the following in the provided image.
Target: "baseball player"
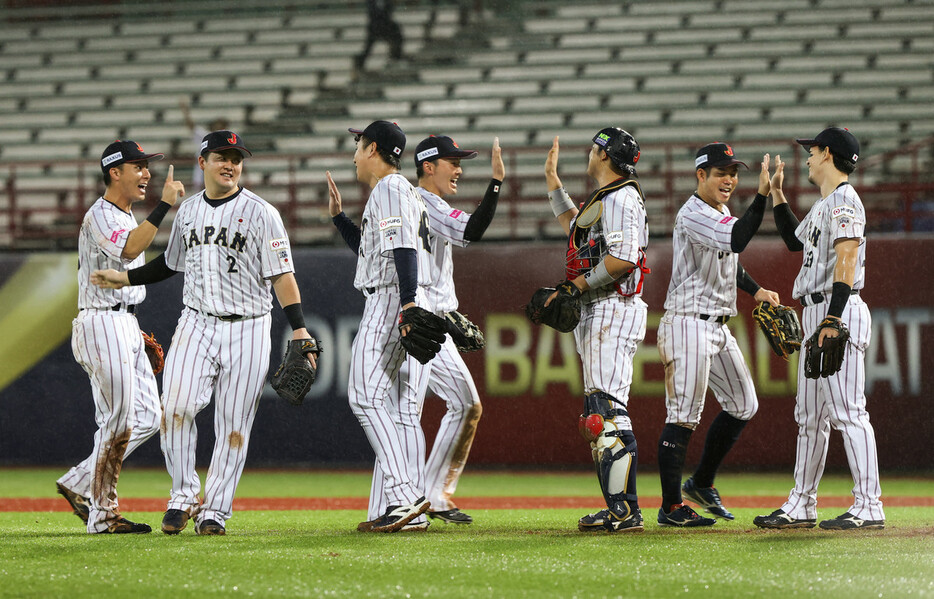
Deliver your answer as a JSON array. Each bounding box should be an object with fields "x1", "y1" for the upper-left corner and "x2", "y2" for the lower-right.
[
  {"x1": 754, "y1": 127, "x2": 884, "y2": 530},
  {"x1": 56, "y1": 140, "x2": 184, "y2": 534},
  {"x1": 656, "y1": 143, "x2": 779, "y2": 528},
  {"x1": 91, "y1": 130, "x2": 317, "y2": 536},
  {"x1": 351, "y1": 135, "x2": 504, "y2": 530},
  {"x1": 545, "y1": 130, "x2": 650, "y2": 533},
  {"x1": 325, "y1": 120, "x2": 433, "y2": 533}
]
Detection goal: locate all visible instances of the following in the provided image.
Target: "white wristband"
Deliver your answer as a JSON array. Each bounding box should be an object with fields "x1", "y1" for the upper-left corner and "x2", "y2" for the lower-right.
[
  {"x1": 583, "y1": 260, "x2": 616, "y2": 289},
  {"x1": 548, "y1": 188, "x2": 575, "y2": 217}
]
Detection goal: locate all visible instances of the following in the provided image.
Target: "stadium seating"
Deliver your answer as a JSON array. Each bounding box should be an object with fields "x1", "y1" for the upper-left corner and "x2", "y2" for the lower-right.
[{"x1": 0, "y1": 0, "x2": 932, "y2": 248}]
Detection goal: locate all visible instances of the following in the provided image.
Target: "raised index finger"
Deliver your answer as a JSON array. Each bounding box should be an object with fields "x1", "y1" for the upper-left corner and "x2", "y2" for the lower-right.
[{"x1": 166, "y1": 164, "x2": 174, "y2": 181}]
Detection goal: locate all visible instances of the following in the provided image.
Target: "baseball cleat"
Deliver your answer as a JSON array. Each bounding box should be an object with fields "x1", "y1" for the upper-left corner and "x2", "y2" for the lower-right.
[
  {"x1": 96, "y1": 518, "x2": 152, "y2": 534},
  {"x1": 55, "y1": 483, "x2": 90, "y2": 524},
  {"x1": 370, "y1": 496, "x2": 430, "y2": 533},
  {"x1": 578, "y1": 508, "x2": 644, "y2": 533},
  {"x1": 818, "y1": 512, "x2": 884, "y2": 531},
  {"x1": 657, "y1": 504, "x2": 716, "y2": 527},
  {"x1": 356, "y1": 519, "x2": 375, "y2": 532},
  {"x1": 161, "y1": 509, "x2": 190, "y2": 535},
  {"x1": 682, "y1": 477, "x2": 734, "y2": 520},
  {"x1": 753, "y1": 509, "x2": 816, "y2": 529},
  {"x1": 195, "y1": 519, "x2": 226, "y2": 536},
  {"x1": 399, "y1": 520, "x2": 430, "y2": 532},
  {"x1": 428, "y1": 508, "x2": 473, "y2": 524}
]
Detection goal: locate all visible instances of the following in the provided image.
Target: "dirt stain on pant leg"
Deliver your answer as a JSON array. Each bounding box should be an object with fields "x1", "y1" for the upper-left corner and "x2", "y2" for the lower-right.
[
  {"x1": 228, "y1": 431, "x2": 243, "y2": 449},
  {"x1": 92, "y1": 428, "x2": 131, "y2": 523}
]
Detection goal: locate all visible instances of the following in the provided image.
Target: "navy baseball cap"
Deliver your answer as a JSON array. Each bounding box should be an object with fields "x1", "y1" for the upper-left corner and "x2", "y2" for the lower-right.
[
  {"x1": 413, "y1": 135, "x2": 478, "y2": 168},
  {"x1": 100, "y1": 140, "x2": 164, "y2": 174},
  {"x1": 796, "y1": 127, "x2": 859, "y2": 164},
  {"x1": 695, "y1": 142, "x2": 748, "y2": 169},
  {"x1": 349, "y1": 120, "x2": 406, "y2": 157},
  {"x1": 201, "y1": 130, "x2": 252, "y2": 158}
]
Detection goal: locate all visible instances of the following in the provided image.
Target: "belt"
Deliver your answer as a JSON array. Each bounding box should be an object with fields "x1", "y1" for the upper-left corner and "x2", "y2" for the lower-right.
[
  {"x1": 698, "y1": 314, "x2": 730, "y2": 324},
  {"x1": 204, "y1": 312, "x2": 243, "y2": 321},
  {"x1": 366, "y1": 287, "x2": 376, "y2": 294},
  {"x1": 111, "y1": 304, "x2": 136, "y2": 313},
  {"x1": 799, "y1": 289, "x2": 859, "y2": 308}
]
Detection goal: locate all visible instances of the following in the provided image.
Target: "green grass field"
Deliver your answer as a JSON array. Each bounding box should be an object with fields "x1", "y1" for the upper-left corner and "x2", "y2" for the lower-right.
[{"x1": 2, "y1": 467, "x2": 933, "y2": 598}]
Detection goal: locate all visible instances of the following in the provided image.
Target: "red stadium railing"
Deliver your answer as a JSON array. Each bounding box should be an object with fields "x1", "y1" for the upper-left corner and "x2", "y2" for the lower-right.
[{"x1": 2, "y1": 137, "x2": 933, "y2": 250}]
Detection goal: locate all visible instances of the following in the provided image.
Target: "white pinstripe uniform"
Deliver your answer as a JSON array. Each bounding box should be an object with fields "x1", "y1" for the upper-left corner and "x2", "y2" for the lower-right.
[
  {"x1": 780, "y1": 183, "x2": 883, "y2": 522},
  {"x1": 367, "y1": 187, "x2": 482, "y2": 520},
  {"x1": 58, "y1": 198, "x2": 161, "y2": 533},
  {"x1": 575, "y1": 183, "x2": 649, "y2": 414},
  {"x1": 350, "y1": 173, "x2": 433, "y2": 511},
  {"x1": 658, "y1": 195, "x2": 758, "y2": 426},
  {"x1": 161, "y1": 187, "x2": 293, "y2": 528}
]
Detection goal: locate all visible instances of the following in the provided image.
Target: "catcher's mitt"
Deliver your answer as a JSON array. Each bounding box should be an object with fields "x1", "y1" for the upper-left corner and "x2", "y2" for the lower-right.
[
  {"x1": 804, "y1": 318, "x2": 850, "y2": 379},
  {"x1": 399, "y1": 306, "x2": 447, "y2": 364},
  {"x1": 525, "y1": 280, "x2": 581, "y2": 333},
  {"x1": 271, "y1": 338, "x2": 322, "y2": 405},
  {"x1": 142, "y1": 331, "x2": 164, "y2": 375},
  {"x1": 445, "y1": 310, "x2": 485, "y2": 352},
  {"x1": 752, "y1": 302, "x2": 803, "y2": 360}
]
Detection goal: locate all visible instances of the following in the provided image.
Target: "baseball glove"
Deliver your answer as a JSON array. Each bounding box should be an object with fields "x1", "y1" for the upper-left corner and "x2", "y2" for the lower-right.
[
  {"x1": 525, "y1": 280, "x2": 582, "y2": 333},
  {"x1": 752, "y1": 302, "x2": 803, "y2": 360},
  {"x1": 804, "y1": 318, "x2": 850, "y2": 379},
  {"x1": 271, "y1": 338, "x2": 322, "y2": 405},
  {"x1": 142, "y1": 331, "x2": 164, "y2": 375},
  {"x1": 399, "y1": 306, "x2": 448, "y2": 364},
  {"x1": 445, "y1": 310, "x2": 485, "y2": 352}
]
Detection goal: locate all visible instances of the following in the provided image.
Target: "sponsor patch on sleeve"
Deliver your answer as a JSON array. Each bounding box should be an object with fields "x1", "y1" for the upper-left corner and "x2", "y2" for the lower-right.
[
  {"x1": 269, "y1": 237, "x2": 290, "y2": 250},
  {"x1": 605, "y1": 230, "x2": 624, "y2": 244},
  {"x1": 449, "y1": 209, "x2": 463, "y2": 218},
  {"x1": 379, "y1": 216, "x2": 403, "y2": 231},
  {"x1": 110, "y1": 228, "x2": 127, "y2": 243},
  {"x1": 831, "y1": 206, "x2": 857, "y2": 220},
  {"x1": 719, "y1": 216, "x2": 736, "y2": 224}
]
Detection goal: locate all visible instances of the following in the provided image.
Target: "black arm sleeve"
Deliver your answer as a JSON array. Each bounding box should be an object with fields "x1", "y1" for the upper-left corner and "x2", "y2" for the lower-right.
[
  {"x1": 736, "y1": 262, "x2": 761, "y2": 297},
  {"x1": 126, "y1": 253, "x2": 178, "y2": 286},
  {"x1": 332, "y1": 212, "x2": 361, "y2": 255},
  {"x1": 463, "y1": 178, "x2": 502, "y2": 242},
  {"x1": 392, "y1": 247, "x2": 418, "y2": 306},
  {"x1": 730, "y1": 193, "x2": 767, "y2": 253},
  {"x1": 773, "y1": 203, "x2": 804, "y2": 251}
]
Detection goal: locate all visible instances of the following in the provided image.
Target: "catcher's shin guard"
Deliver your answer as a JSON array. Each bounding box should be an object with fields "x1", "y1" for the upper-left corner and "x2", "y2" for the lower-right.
[{"x1": 581, "y1": 392, "x2": 639, "y2": 514}]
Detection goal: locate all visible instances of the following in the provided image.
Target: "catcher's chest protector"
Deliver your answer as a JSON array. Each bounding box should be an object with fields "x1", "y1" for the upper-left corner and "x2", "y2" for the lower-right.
[{"x1": 565, "y1": 179, "x2": 650, "y2": 296}]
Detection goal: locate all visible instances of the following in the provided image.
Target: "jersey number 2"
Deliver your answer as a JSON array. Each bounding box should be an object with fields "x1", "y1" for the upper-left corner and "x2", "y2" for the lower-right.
[{"x1": 226, "y1": 255, "x2": 238, "y2": 273}]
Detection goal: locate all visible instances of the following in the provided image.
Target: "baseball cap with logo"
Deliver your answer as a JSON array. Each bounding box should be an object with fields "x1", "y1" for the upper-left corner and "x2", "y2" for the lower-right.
[
  {"x1": 413, "y1": 135, "x2": 478, "y2": 168},
  {"x1": 200, "y1": 130, "x2": 252, "y2": 158},
  {"x1": 695, "y1": 142, "x2": 748, "y2": 170},
  {"x1": 348, "y1": 120, "x2": 406, "y2": 157},
  {"x1": 100, "y1": 140, "x2": 164, "y2": 174},
  {"x1": 795, "y1": 127, "x2": 859, "y2": 164}
]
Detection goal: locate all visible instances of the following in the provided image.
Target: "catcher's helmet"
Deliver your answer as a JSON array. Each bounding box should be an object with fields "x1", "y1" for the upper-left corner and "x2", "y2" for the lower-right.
[{"x1": 593, "y1": 128, "x2": 640, "y2": 174}]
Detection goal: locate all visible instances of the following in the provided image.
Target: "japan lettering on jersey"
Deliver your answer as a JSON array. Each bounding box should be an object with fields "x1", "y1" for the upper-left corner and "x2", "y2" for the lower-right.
[
  {"x1": 664, "y1": 195, "x2": 739, "y2": 316},
  {"x1": 417, "y1": 187, "x2": 470, "y2": 313},
  {"x1": 792, "y1": 182, "x2": 866, "y2": 299},
  {"x1": 77, "y1": 197, "x2": 146, "y2": 310},
  {"x1": 568, "y1": 182, "x2": 649, "y2": 302},
  {"x1": 354, "y1": 173, "x2": 432, "y2": 291},
  {"x1": 164, "y1": 188, "x2": 293, "y2": 317}
]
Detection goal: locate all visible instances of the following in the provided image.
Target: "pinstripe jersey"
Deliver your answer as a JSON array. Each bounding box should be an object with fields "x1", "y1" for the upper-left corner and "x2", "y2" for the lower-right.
[
  {"x1": 354, "y1": 173, "x2": 432, "y2": 291},
  {"x1": 664, "y1": 194, "x2": 738, "y2": 317},
  {"x1": 77, "y1": 197, "x2": 146, "y2": 310},
  {"x1": 164, "y1": 188, "x2": 293, "y2": 317},
  {"x1": 416, "y1": 187, "x2": 469, "y2": 313},
  {"x1": 571, "y1": 184, "x2": 648, "y2": 303},
  {"x1": 792, "y1": 182, "x2": 866, "y2": 299}
]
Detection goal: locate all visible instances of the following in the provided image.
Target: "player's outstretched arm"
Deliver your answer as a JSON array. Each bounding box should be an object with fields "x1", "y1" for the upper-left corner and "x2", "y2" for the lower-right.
[
  {"x1": 122, "y1": 164, "x2": 185, "y2": 261},
  {"x1": 327, "y1": 171, "x2": 362, "y2": 254},
  {"x1": 573, "y1": 254, "x2": 635, "y2": 293},
  {"x1": 769, "y1": 155, "x2": 804, "y2": 251},
  {"x1": 544, "y1": 136, "x2": 577, "y2": 235},
  {"x1": 463, "y1": 139, "x2": 505, "y2": 243},
  {"x1": 326, "y1": 171, "x2": 343, "y2": 217},
  {"x1": 491, "y1": 136, "x2": 505, "y2": 181},
  {"x1": 91, "y1": 269, "x2": 129, "y2": 289},
  {"x1": 758, "y1": 153, "x2": 771, "y2": 197}
]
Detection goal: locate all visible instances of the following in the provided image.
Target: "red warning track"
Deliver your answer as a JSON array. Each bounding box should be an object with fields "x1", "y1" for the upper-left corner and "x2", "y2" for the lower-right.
[{"x1": 6, "y1": 495, "x2": 934, "y2": 512}]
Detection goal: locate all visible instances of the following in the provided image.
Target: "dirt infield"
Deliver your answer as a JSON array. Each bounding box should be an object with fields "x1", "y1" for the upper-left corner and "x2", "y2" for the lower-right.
[{"x1": 7, "y1": 495, "x2": 934, "y2": 513}]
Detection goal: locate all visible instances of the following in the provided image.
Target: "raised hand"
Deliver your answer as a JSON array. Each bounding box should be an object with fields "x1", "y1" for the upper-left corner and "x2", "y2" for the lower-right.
[
  {"x1": 491, "y1": 136, "x2": 505, "y2": 181},
  {"x1": 162, "y1": 164, "x2": 186, "y2": 205},
  {"x1": 326, "y1": 171, "x2": 343, "y2": 218},
  {"x1": 770, "y1": 154, "x2": 785, "y2": 192},
  {"x1": 758, "y1": 153, "x2": 771, "y2": 196},
  {"x1": 545, "y1": 136, "x2": 561, "y2": 190}
]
